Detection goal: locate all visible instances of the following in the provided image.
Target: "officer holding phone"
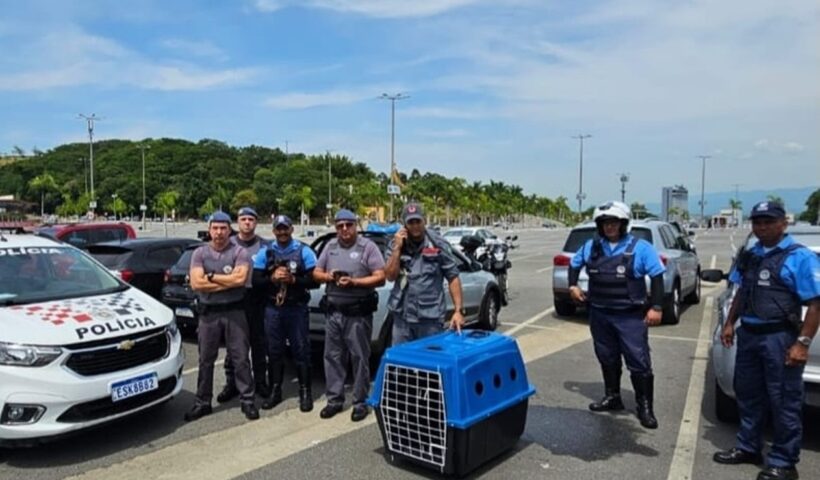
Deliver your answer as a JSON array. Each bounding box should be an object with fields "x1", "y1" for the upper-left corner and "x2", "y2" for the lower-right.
[{"x1": 385, "y1": 201, "x2": 464, "y2": 345}]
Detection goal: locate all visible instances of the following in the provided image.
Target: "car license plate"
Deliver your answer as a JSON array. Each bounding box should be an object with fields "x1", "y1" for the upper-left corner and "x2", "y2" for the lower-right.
[
  {"x1": 175, "y1": 307, "x2": 195, "y2": 318},
  {"x1": 111, "y1": 373, "x2": 158, "y2": 402}
]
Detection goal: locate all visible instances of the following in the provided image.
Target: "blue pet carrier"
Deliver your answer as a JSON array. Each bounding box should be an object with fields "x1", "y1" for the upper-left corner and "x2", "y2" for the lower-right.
[{"x1": 368, "y1": 330, "x2": 535, "y2": 476}]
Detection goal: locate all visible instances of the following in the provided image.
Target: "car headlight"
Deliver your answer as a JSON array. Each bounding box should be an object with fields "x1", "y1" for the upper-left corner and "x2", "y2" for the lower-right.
[
  {"x1": 166, "y1": 317, "x2": 179, "y2": 337},
  {"x1": 493, "y1": 251, "x2": 505, "y2": 261},
  {"x1": 0, "y1": 342, "x2": 63, "y2": 367}
]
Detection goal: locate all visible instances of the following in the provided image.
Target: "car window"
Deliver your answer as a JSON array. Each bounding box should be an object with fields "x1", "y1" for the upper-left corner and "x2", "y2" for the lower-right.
[
  {"x1": 658, "y1": 225, "x2": 679, "y2": 250},
  {"x1": 0, "y1": 246, "x2": 123, "y2": 305},
  {"x1": 61, "y1": 229, "x2": 92, "y2": 248},
  {"x1": 443, "y1": 230, "x2": 464, "y2": 238},
  {"x1": 91, "y1": 228, "x2": 127, "y2": 244},
  {"x1": 562, "y1": 226, "x2": 653, "y2": 253},
  {"x1": 147, "y1": 246, "x2": 185, "y2": 270},
  {"x1": 87, "y1": 246, "x2": 133, "y2": 269},
  {"x1": 172, "y1": 249, "x2": 197, "y2": 272}
]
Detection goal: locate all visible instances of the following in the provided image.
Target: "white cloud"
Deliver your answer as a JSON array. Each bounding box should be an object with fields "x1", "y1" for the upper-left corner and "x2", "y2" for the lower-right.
[
  {"x1": 0, "y1": 28, "x2": 258, "y2": 91},
  {"x1": 264, "y1": 86, "x2": 402, "y2": 109},
  {"x1": 754, "y1": 139, "x2": 771, "y2": 151},
  {"x1": 159, "y1": 39, "x2": 228, "y2": 61},
  {"x1": 783, "y1": 142, "x2": 805, "y2": 154},
  {"x1": 253, "y1": 0, "x2": 485, "y2": 18},
  {"x1": 415, "y1": 128, "x2": 471, "y2": 139},
  {"x1": 402, "y1": 106, "x2": 489, "y2": 120}
]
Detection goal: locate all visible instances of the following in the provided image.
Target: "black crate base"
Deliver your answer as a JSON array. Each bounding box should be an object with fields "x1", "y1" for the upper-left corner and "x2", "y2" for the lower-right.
[{"x1": 376, "y1": 399, "x2": 529, "y2": 476}]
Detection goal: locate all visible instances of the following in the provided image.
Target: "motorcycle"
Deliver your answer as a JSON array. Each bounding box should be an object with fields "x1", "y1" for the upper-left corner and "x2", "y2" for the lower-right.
[{"x1": 459, "y1": 234, "x2": 517, "y2": 305}]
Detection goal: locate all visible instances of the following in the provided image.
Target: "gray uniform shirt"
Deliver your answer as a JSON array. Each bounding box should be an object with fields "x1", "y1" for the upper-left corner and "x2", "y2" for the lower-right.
[
  {"x1": 386, "y1": 230, "x2": 459, "y2": 323},
  {"x1": 191, "y1": 242, "x2": 250, "y2": 305},
  {"x1": 317, "y1": 235, "x2": 385, "y2": 305}
]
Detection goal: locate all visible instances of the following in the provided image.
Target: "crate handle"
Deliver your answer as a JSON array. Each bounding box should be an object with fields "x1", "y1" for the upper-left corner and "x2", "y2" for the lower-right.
[{"x1": 466, "y1": 330, "x2": 489, "y2": 339}]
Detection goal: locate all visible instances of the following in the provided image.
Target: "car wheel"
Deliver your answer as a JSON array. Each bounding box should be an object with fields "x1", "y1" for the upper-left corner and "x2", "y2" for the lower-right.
[
  {"x1": 684, "y1": 270, "x2": 702, "y2": 304},
  {"x1": 662, "y1": 283, "x2": 681, "y2": 325},
  {"x1": 554, "y1": 299, "x2": 577, "y2": 316},
  {"x1": 478, "y1": 291, "x2": 499, "y2": 331},
  {"x1": 715, "y1": 379, "x2": 739, "y2": 423}
]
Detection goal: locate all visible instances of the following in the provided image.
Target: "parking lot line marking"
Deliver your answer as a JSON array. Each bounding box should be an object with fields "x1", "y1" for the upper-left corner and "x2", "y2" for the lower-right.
[
  {"x1": 648, "y1": 334, "x2": 699, "y2": 343},
  {"x1": 536, "y1": 266, "x2": 553, "y2": 273},
  {"x1": 667, "y1": 296, "x2": 714, "y2": 480},
  {"x1": 509, "y1": 251, "x2": 549, "y2": 262},
  {"x1": 63, "y1": 317, "x2": 590, "y2": 480},
  {"x1": 504, "y1": 307, "x2": 555, "y2": 336},
  {"x1": 710, "y1": 254, "x2": 716, "y2": 269},
  {"x1": 499, "y1": 321, "x2": 560, "y2": 331}
]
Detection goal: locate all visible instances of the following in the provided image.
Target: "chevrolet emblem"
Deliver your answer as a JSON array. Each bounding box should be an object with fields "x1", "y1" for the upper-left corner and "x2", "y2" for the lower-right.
[{"x1": 117, "y1": 339, "x2": 136, "y2": 351}]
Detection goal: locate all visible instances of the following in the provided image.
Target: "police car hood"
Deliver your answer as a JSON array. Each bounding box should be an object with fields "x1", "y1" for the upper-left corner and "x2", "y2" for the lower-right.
[{"x1": 1, "y1": 287, "x2": 172, "y2": 345}]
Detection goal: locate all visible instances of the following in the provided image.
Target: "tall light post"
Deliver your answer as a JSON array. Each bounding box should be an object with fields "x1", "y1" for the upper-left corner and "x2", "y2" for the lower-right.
[
  {"x1": 380, "y1": 93, "x2": 409, "y2": 221},
  {"x1": 572, "y1": 134, "x2": 592, "y2": 215},
  {"x1": 731, "y1": 182, "x2": 742, "y2": 227},
  {"x1": 325, "y1": 150, "x2": 334, "y2": 226},
  {"x1": 138, "y1": 144, "x2": 150, "y2": 230},
  {"x1": 618, "y1": 172, "x2": 630, "y2": 203},
  {"x1": 78, "y1": 114, "x2": 101, "y2": 215},
  {"x1": 697, "y1": 155, "x2": 710, "y2": 227}
]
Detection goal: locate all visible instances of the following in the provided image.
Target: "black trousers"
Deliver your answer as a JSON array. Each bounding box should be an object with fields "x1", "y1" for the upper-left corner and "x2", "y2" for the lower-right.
[{"x1": 224, "y1": 289, "x2": 268, "y2": 386}]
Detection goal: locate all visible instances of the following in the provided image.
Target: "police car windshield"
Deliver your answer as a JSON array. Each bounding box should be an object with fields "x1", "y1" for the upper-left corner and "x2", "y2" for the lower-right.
[{"x1": 0, "y1": 246, "x2": 123, "y2": 305}]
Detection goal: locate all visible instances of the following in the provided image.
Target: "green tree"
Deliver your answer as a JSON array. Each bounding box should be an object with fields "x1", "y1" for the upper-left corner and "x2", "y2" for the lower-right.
[
  {"x1": 798, "y1": 188, "x2": 820, "y2": 224},
  {"x1": 231, "y1": 189, "x2": 259, "y2": 214},
  {"x1": 28, "y1": 173, "x2": 58, "y2": 217}
]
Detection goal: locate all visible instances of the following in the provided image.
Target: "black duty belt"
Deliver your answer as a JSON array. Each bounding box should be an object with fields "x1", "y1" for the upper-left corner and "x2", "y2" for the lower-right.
[{"x1": 740, "y1": 321, "x2": 794, "y2": 335}]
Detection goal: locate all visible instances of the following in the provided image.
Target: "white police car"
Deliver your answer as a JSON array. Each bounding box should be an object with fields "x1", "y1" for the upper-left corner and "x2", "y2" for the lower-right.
[{"x1": 0, "y1": 233, "x2": 184, "y2": 445}]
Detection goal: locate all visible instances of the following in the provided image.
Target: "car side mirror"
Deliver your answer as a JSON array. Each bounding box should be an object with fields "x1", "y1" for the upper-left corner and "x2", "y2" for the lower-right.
[
  {"x1": 688, "y1": 230, "x2": 696, "y2": 238},
  {"x1": 700, "y1": 269, "x2": 726, "y2": 282}
]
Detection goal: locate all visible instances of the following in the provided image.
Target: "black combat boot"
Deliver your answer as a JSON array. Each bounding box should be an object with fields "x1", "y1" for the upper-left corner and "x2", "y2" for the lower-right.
[
  {"x1": 261, "y1": 361, "x2": 284, "y2": 410},
  {"x1": 297, "y1": 363, "x2": 313, "y2": 413},
  {"x1": 631, "y1": 373, "x2": 658, "y2": 429},
  {"x1": 589, "y1": 365, "x2": 625, "y2": 412}
]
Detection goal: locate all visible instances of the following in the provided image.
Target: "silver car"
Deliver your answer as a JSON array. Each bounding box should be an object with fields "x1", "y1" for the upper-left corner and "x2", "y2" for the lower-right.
[
  {"x1": 702, "y1": 226, "x2": 820, "y2": 422},
  {"x1": 307, "y1": 231, "x2": 503, "y2": 358},
  {"x1": 551, "y1": 219, "x2": 701, "y2": 324}
]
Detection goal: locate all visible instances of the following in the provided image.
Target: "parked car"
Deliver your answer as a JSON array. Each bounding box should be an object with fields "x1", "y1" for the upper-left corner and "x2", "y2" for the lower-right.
[
  {"x1": 701, "y1": 226, "x2": 820, "y2": 422},
  {"x1": 0, "y1": 234, "x2": 184, "y2": 445},
  {"x1": 35, "y1": 222, "x2": 136, "y2": 249},
  {"x1": 160, "y1": 243, "x2": 204, "y2": 332},
  {"x1": 307, "y1": 231, "x2": 503, "y2": 359},
  {"x1": 552, "y1": 219, "x2": 701, "y2": 324},
  {"x1": 87, "y1": 238, "x2": 201, "y2": 300},
  {"x1": 669, "y1": 220, "x2": 697, "y2": 254},
  {"x1": 442, "y1": 227, "x2": 499, "y2": 249}
]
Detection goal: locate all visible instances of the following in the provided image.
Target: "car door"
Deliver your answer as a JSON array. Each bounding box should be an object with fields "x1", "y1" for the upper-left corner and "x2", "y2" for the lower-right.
[
  {"x1": 438, "y1": 242, "x2": 484, "y2": 321},
  {"x1": 659, "y1": 224, "x2": 696, "y2": 294}
]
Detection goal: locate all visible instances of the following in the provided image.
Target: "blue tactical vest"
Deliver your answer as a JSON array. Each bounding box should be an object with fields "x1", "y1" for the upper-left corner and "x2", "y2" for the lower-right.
[
  {"x1": 197, "y1": 243, "x2": 247, "y2": 305},
  {"x1": 265, "y1": 242, "x2": 310, "y2": 305},
  {"x1": 738, "y1": 244, "x2": 803, "y2": 324},
  {"x1": 587, "y1": 237, "x2": 647, "y2": 309},
  {"x1": 324, "y1": 237, "x2": 375, "y2": 306}
]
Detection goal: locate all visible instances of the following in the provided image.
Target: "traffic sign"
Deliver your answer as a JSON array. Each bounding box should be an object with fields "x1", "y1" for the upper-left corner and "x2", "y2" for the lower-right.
[
  {"x1": 139, "y1": 204, "x2": 147, "y2": 211},
  {"x1": 387, "y1": 184, "x2": 400, "y2": 195},
  {"x1": 326, "y1": 203, "x2": 333, "y2": 210},
  {"x1": 89, "y1": 201, "x2": 97, "y2": 209}
]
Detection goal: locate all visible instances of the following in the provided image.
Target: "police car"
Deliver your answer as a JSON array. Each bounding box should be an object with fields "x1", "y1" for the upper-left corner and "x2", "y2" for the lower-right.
[{"x1": 0, "y1": 233, "x2": 184, "y2": 445}]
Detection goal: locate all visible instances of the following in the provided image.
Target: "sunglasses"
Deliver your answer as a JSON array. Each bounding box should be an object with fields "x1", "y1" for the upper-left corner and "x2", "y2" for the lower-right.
[{"x1": 335, "y1": 222, "x2": 356, "y2": 230}]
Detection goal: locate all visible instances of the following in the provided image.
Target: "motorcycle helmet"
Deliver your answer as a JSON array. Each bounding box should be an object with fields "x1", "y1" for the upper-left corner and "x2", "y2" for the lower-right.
[{"x1": 593, "y1": 200, "x2": 631, "y2": 237}]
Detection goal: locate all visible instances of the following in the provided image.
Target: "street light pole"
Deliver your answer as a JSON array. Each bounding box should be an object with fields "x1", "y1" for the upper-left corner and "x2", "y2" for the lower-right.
[
  {"x1": 138, "y1": 144, "x2": 150, "y2": 230},
  {"x1": 78, "y1": 114, "x2": 101, "y2": 216},
  {"x1": 697, "y1": 155, "x2": 710, "y2": 227},
  {"x1": 572, "y1": 134, "x2": 592, "y2": 215},
  {"x1": 618, "y1": 173, "x2": 630, "y2": 203},
  {"x1": 380, "y1": 93, "x2": 409, "y2": 221},
  {"x1": 326, "y1": 150, "x2": 333, "y2": 225}
]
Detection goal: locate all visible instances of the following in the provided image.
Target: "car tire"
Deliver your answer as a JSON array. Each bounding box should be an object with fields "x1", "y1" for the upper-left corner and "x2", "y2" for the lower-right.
[
  {"x1": 554, "y1": 299, "x2": 577, "y2": 317},
  {"x1": 478, "y1": 291, "x2": 500, "y2": 331},
  {"x1": 684, "y1": 270, "x2": 702, "y2": 305},
  {"x1": 662, "y1": 283, "x2": 681, "y2": 325},
  {"x1": 715, "y1": 379, "x2": 739, "y2": 423}
]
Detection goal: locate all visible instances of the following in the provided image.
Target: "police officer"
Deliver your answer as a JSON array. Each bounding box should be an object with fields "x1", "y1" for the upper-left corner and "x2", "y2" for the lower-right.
[
  {"x1": 713, "y1": 201, "x2": 819, "y2": 480},
  {"x1": 384, "y1": 201, "x2": 464, "y2": 344},
  {"x1": 313, "y1": 209, "x2": 386, "y2": 422},
  {"x1": 185, "y1": 212, "x2": 259, "y2": 421},
  {"x1": 253, "y1": 214, "x2": 319, "y2": 412},
  {"x1": 217, "y1": 206, "x2": 270, "y2": 404},
  {"x1": 568, "y1": 201, "x2": 665, "y2": 429}
]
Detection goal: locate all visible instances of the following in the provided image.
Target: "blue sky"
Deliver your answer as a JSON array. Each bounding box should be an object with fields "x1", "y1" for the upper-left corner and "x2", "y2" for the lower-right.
[{"x1": 1, "y1": 0, "x2": 818, "y2": 208}]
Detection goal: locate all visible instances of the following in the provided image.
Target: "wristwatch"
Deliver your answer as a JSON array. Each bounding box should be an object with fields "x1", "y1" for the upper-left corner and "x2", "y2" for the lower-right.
[
  {"x1": 207, "y1": 272, "x2": 215, "y2": 282},
  {"x1": 797, "y1": 335, "x2": 813, "y2": 347}
]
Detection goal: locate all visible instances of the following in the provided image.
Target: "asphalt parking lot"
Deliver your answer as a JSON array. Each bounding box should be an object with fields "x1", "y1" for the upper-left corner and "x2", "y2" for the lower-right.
[{"x1": 1, "y1": 225, "x2": 818, "y2": 480}]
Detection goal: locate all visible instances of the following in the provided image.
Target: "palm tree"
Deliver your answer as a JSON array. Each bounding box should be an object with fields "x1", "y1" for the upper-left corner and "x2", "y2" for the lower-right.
[{"x1": 29, "y1": 173, "x2": 58, "y2": 218}]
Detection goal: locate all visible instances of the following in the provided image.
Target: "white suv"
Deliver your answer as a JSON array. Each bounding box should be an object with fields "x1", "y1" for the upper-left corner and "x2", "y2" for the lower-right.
[{"x1": 0, "y1": 233, "x2": 184, "y2": 445}]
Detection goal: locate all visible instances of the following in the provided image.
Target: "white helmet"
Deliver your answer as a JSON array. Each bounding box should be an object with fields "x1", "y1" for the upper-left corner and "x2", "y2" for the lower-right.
[
  {"x1": 593, "y1": 201, "x2": 631, "y2": 236},
  {"x1": 593, "y1": 201, "x2": 631, "y2": 222}
]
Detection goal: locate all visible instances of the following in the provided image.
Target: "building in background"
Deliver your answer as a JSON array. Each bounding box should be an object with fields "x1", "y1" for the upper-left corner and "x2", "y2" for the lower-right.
[{"x1": 661, "y1": 186, "x2": 689, "y2": 222}]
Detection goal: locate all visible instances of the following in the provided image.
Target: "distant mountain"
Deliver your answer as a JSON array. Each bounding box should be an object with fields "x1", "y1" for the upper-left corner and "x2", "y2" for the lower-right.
[{"x1": 645, "y1": 186, "x2": 817, "y2": 217}]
